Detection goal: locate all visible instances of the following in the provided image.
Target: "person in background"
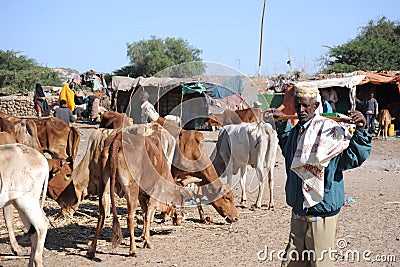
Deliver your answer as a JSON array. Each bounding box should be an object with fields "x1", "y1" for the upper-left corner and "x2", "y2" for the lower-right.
[
  {"x1": 321, "y1": 88, "x2": 338, "y2": 112},
  {"x1": 356, "y1": 92, "x2": 378, "y2": 135},
  {"x1": 89, "y1": 91, "x2": 102, "y2": 122},
  {"x1": 140, "y1": 90, "x2": 160, "y2": 123},
  {"x1": 33, "y1": 83, "x2": 48, "y2": 117},
  {"x1": 55, "y1": 99, "x2": 76, "y2": 124},
  {"x1": 267, "y1": 84, "x2": 371, "y2": 266},
  {"x1": 365, "y1": 93, "x2": 378, "y2": 135},
  {"x1": 59, "y1": 81, "x2": 76, "y2": 112},
  {"x1": 322, "y1": 95, "x2": 333, "y2": 113}
]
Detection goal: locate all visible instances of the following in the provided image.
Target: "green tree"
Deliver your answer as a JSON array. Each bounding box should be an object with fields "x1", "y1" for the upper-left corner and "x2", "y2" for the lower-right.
[
  {"x1": 115, "y1": 36, "x2": 204, "y2": 77},
  {"x1": 0, "y1": 50, "x2": 63, "y2": 95},
  {"x1": 320, "y1": 17, "x2": 400, "y2": 73}
]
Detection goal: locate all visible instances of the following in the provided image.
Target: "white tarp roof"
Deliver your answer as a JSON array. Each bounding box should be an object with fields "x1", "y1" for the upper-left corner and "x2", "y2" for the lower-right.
[
  {"x1": 295, "y1": 75, "x2": 366, "y2": 91},
  {"x1": 295, "y1": 74, "x2": 366, "y2": 111},
  {"x1": 111, "y1": 76, "x2": 194, "y2": 91}
]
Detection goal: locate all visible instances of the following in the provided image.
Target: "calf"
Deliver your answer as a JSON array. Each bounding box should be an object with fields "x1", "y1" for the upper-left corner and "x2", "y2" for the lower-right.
[
  {"x1": 0, "y1": 144, "x2": 49, "y2": 267},
  {"x1": 377, "y1": 109, "x2": 394, "y2": 140},
  {"x1": 212, "y1": 121, "x2": 278, "y2": 209},
  {"x1": 86, "y1": 130, "x2": 189, "y2": 258}
]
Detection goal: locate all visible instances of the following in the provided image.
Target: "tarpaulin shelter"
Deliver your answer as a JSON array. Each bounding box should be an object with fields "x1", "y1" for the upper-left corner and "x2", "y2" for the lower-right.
[
  {"x1": 295, "y1": 74, "x2": 366, "y2": 113},
  {"x1": 111, "y1": 75, "x2": 249, "y2": 129}
]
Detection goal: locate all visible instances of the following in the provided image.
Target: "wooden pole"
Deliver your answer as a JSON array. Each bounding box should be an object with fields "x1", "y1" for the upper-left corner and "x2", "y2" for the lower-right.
[
  {"x1": 157, "y1": 84, "x2": 160, "y2": 114},
  {"x1": 258, "y1": 0, "x2": 267, "y2": 76},
  {"x1": 179, "y1": 92, "x2": 184, "y2": 128}
]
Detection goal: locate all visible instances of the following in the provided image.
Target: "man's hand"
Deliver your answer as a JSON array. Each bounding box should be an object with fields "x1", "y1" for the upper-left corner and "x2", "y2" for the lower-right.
[
  {"x1": 348, "y1": 110, "x2": 366, "y2": 128},
  {"x1": 264, "y1": 108, "x2": 286, "y2": 118}
]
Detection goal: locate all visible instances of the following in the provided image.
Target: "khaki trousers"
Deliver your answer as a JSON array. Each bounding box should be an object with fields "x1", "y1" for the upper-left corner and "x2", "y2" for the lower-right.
[{"x1": 281, "y1": 214, "x2": 339, "y2": 267}]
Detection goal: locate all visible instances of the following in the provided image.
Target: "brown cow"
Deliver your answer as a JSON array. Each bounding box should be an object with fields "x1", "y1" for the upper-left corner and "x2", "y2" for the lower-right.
[
  {"x1": 162, "y1": 121, "x2": 239, "y2": 223},
  {"x1": 80, "y1": 111, "x2": 238, "y2": 223},
  {"x1": 377, "y1": 109, "x2": 394, "y2": 140},
  {"x1": 57, "y1": 128, "x2": 117, "y2": 216},
  {"x1": 59, "y1": 124, "x2": 176, "y2": 217},
  {"x1": 99, "y1": 111, "x2": 130, "y2": 129},
  {"x1": 86, "y1": 130, "x2": 189, "y2": 258},
  {"x1": 32, "y1": 117, "x2": 81, "y2": 162}
]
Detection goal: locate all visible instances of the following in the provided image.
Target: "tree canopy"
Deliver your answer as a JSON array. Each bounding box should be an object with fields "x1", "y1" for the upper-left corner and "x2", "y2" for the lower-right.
[
  {"x1": 114, "y1": 36, "x2": 205, "y2": 78},
  {"x1": 0, "y1": 50, "x2": 63, "y2": 95},
  {"x1": 320, "y1": 17, "x2": 400, "y2": 73}
]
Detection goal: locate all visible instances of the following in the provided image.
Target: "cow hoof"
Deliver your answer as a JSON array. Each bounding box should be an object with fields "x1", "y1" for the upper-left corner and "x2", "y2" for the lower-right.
[
  {"x1": 86, "y1": 250, "x2": 95, "y2": 259},
  {"x1": 12, "y1": 248, "x2": 27, "y2": 256},
  {"x1": 129, "y1": 251, "x2": 138, "y2": 257},
  {"x1": 143, "y1": 241, "x2": 153, "y2": 249}
]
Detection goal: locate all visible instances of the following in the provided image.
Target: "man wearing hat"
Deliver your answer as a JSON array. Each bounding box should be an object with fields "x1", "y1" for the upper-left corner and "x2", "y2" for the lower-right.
[{"x1": 268, "y1": 84, "x2": 372, "y2": 266}]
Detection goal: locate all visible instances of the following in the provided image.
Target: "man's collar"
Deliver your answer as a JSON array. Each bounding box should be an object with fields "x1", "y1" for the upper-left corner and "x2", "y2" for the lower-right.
[{"x1": 297, "y1": 115, "x2": 315, "y2": 130}]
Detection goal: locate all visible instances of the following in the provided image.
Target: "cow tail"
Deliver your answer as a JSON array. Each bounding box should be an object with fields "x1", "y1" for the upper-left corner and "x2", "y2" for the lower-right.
[
  {"x1": 110, "y1": 133, "x2": 123, "y2": 247},
  {"x1": 266, "y1": 130, "x2": 278, "y2": 174},
  {"x1": 41, "y1": 167, "x2": 49, "y2": 209}
]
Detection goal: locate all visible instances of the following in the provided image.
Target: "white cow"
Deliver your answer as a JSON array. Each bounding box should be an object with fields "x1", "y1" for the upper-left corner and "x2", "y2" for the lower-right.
[
  {"x1": 212, "y1": 121, "x2": 278, "y2": 209},
  {"x1": 0, "y1": 144, "x2": 49, "y2": 267}
]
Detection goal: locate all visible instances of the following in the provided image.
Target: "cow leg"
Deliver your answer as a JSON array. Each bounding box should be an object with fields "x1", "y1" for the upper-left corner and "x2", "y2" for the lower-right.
[
  {"x1": 239, "y1": 166, "x2": 247, "y2": 204},
  {"x1": 138, "y1": 196, "x2": 148, "y2": 242},
  {"x1": 267, "y1": 167, "x2": 275, "y2": 210},
  {"x1": 15, "y1": 200, "x2": 48, "y2": 267},
  {"x1": 377, "y1": 127, "x2": 382, "y2": 139},
  {"x1": 125, "y1": 184, "x2": 139, "y2": 257},
  {"x1": 86, "y1": 180, "x2": 107, "y2": 259},
  {"x1": 384, "y1": 125, "x2": 388, "y2": 140},
  {"x1": 194, "y1": 186, "x2": 205, "y2": 222},
  {"x1": 254, "y1": 167, "x2": 266, "y2": 209},
  {"x1": 142, "y1": 202, "x2": 156, "y2": 249},
  {"x1": 103, "y1": 179, "x2": 111, "y2": 217},
  {"x1": 197, "y1": 204, "x2": 206, "y2": 222},
  {"x1": 3, "y1": 205, "x2": 24, "y2": 256}
]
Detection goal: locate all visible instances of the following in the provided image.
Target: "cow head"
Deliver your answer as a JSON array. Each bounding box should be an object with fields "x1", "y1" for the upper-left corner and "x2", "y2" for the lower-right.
[
  {"x1": 162, "y1": 205, "x2": 185, "y2": 226},
  {"x1": 209, "y1": 184, "x2": 239, "y2": 223},
  {"x1": 47, "y1": 158, "x2": 75, "y2": 211}
]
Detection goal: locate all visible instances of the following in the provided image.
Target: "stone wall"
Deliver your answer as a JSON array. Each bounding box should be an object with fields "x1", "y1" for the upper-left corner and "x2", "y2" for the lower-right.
[{"x1": 0, "y1": 95, "x2": 59, "y2": 117}]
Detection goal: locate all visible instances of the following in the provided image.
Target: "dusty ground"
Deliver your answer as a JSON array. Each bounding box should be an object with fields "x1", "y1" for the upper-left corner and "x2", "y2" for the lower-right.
[{"x1": 0, "y1": 127, "x2": 399, "y2": 267}]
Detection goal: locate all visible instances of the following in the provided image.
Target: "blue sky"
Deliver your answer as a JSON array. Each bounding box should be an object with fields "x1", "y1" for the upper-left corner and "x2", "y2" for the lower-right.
[{"x1": 1, "y1": 1, "x2": 399, "y2": 76}]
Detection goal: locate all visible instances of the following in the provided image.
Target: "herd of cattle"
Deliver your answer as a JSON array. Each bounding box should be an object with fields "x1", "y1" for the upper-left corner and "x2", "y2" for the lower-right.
[{"x1": 0, "y1": 104, "x2": 395, "y2": 266}]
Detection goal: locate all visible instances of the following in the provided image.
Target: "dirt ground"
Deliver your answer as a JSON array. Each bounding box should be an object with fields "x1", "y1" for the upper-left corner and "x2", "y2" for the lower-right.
[{"x1": 0, "y1": 127, "x2": 399, "y2": 267}]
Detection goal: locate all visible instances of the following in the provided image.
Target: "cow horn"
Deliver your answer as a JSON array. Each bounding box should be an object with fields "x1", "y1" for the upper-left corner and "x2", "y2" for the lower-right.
[{"x1": 181, "y1": 176, "x2": 202, "y2": 186}]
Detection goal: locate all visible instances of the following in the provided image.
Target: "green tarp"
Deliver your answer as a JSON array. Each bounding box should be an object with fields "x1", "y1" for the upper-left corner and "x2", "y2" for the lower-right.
[{"x1": 181, "y1": 82, "x2": 206, "y2": 94}]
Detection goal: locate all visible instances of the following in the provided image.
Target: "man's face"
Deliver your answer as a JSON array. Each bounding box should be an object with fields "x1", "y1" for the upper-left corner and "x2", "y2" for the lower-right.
[{"x1": 295, "y1": 96, "x2": 319, "y2": 124}]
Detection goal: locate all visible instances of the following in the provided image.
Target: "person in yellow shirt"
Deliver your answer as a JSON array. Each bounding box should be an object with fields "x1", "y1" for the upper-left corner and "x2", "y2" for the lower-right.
[{"x1": 59, "y1": 82, "x2": 76, "y2": 112}]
